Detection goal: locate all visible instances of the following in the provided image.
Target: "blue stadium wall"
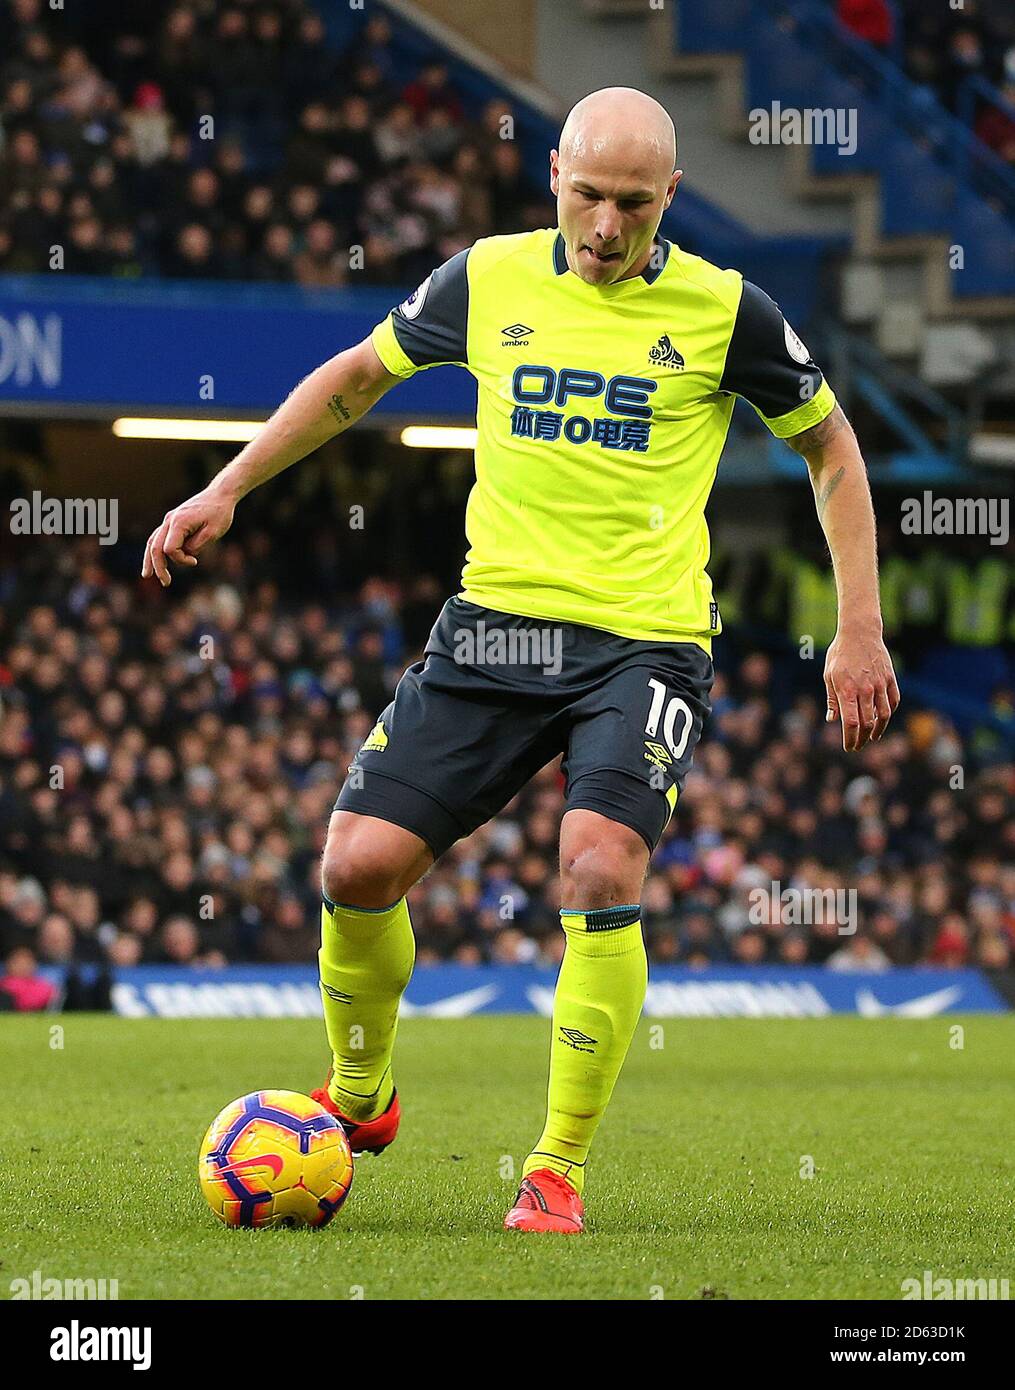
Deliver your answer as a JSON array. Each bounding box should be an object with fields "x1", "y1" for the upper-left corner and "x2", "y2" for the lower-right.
[{"x1": 0, "y1": 275, "x2": 475, "y2": 417}]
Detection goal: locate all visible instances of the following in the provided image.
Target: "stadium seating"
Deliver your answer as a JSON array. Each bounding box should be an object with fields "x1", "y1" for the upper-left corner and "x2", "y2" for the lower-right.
[{"x1": 675, "y1": 0, "x2": 1015, "y2": 298}]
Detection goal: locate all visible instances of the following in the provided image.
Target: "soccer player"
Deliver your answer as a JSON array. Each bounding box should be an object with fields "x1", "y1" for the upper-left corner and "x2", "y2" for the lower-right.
[{"x1": 143, "y1": 87, "x2": 900, "y2": 1233}]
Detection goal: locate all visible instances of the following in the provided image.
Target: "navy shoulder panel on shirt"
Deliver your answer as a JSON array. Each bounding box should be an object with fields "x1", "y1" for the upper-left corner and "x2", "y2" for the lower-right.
[
  {"x1": 389, "y1": 248, "x2": 470, "y2": 367},
  {"x1": 719, "y1": 280, "x2": 825, "y2": 419}
]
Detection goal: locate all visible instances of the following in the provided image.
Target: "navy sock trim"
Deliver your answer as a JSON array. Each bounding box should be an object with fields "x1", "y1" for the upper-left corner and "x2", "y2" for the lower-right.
[
  {"x1": 559, "y1": 904, "x2": 641, "y2": 932},
  {"x1": 323, "y1": 895, "x2": 404, "y2": 915}
]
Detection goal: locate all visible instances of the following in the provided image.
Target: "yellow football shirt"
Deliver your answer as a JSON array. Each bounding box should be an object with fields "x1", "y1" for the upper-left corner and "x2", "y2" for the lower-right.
[{"x1": 371, "y1": 227, "x2": 836, "y2": 650}]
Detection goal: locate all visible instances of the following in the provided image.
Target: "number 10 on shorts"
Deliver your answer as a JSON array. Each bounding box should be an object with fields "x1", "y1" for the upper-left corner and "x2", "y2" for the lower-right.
[{"x1": 644, "y1": 678, "x2": 692, "y2": 761}]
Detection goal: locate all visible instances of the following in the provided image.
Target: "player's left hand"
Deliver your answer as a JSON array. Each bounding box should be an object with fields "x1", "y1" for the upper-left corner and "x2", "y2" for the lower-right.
[{"x1": 823, "y1": 629, "x2": 900, "y2": 752}]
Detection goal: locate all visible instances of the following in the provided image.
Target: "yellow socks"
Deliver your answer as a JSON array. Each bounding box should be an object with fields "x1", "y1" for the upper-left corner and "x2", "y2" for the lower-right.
[
  {"x1": 318, "y1": 896, "x2": 415, "y2": 1123},
  {"x1": 319, "y1": 893, "x2": 645, "y2": 1183},
  {"x1": 523, "y1": 905, "x2": 647, "y2": 1194}
]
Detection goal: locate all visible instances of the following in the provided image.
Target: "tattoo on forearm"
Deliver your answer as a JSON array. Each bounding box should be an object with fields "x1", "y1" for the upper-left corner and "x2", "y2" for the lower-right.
[
  {"x1": 816, "y1": 465, "x2": 846, "y2": 521},
  {"x1": 786, "y1": 406, "x2": 858, "y2": 521},
  {"x1": 327, "y1": 394, "x2": 351, "y2": 423}
]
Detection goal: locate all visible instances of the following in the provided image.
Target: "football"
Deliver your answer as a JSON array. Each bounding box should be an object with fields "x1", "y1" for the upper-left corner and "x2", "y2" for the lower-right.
[{"x1": 198, "y1": 1090, "x2": 353, "y2": 1229}]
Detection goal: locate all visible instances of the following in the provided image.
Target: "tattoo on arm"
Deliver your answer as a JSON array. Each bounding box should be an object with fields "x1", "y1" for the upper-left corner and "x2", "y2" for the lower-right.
[
  {"x1": 815, "y1": 465, "x2": 846, "y2": 521},
  {"x1": 786, "y1": 405, "x2": 855, "y2": 519},
  {"x1": 327, "y1": 394, "x2": 351, "y2": 423},
  {"x1": 786, "y1": 404, "x2": 850, "y2": 461}
]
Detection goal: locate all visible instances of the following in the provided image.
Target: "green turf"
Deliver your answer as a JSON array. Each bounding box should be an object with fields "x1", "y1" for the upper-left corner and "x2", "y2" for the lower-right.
[{"x1": 2, "y1": 1014, "x2": 1013, "y2": 1300}]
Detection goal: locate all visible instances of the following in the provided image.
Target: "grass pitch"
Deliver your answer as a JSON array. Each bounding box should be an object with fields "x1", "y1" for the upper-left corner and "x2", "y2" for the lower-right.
[{"x1": 2, "y1": 1014, "x2": 1013, "y2": 1300}]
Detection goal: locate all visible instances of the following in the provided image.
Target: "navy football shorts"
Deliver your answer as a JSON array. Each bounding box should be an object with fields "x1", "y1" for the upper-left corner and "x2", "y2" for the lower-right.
[{"x1": 335, "y1": 596, "x2": 713, "y2": 859}]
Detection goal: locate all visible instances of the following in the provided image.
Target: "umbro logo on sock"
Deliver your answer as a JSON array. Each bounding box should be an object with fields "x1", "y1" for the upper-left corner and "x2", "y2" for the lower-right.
[
  {"x1": 559, "y1": 1026, "x2": 597, "y2": 1052},
  {"x1": 321, "y1": 983, "x2": 353, "y2": 1004}
]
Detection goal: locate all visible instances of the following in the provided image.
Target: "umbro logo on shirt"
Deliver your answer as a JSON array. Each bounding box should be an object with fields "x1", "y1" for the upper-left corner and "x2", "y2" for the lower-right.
[
  {"x1": 648, "y1": 333, "x2": 685, "y2": 369},
  {"x1": 501, "y1": 323, "x2": 533, "y2": 346}
]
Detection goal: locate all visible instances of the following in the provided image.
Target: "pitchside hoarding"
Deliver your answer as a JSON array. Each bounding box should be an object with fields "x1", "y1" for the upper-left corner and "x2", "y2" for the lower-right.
[{"x1": 35, "y1": 965, "x2": 1010, "y2": 1018}]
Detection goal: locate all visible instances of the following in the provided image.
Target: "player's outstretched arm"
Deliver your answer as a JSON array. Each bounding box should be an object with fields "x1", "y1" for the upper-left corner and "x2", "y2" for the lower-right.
[
  {"x1": 786, "y1": 405, "x2": 901, "y2": 752},
  {"x1": 141, "y1": 337, "x2": 398, "y2": 586}
]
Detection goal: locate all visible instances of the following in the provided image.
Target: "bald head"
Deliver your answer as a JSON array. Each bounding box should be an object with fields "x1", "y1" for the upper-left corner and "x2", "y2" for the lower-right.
[
  {"x1": 559, "y1": 87, "x2": 676, "y2": 178},
  {"x1": 551, "y1": 87, "x2": 681, "y2": 285}
]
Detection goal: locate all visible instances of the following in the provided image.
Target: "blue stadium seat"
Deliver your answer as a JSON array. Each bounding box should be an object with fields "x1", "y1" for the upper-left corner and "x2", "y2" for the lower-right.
[
  {"x1": 879, "y1": 139, "x2": 956, "y2": 237},
  {"x1": 675, "y1": 0, "x2": 754, "y2": 55},
  {"x1": 950, "y1": 200, "x2": 1015, "y2": 297},
  {"x1": 810, "y1": 83, "x2": 887, "y2": 175},
  {"x1": 747, "y1": 31, "x2": 825, "y2": 112}
]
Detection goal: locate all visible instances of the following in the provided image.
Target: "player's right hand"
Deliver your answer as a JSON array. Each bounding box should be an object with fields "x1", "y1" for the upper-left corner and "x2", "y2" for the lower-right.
[{"x1": 141, "y1": 486, "x2": 236, "y2": 587}]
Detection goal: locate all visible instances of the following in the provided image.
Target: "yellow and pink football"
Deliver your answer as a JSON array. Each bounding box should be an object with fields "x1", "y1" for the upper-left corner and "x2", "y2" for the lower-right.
[{"x1": 199, "y1": 1090, "x2": 353, "y2": 1229}]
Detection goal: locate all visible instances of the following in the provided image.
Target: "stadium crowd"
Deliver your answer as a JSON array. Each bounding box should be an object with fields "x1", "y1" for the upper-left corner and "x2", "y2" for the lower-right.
[
  {"x1": 2, "y1": 0, "x2": 1014, "y2": 294},
  {"x1": 1, "y1": 527, "x2": 1012, "y2": 1010},
  {"x1": 0, "y1": 0, "x2": 552, "y2": 283}
]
